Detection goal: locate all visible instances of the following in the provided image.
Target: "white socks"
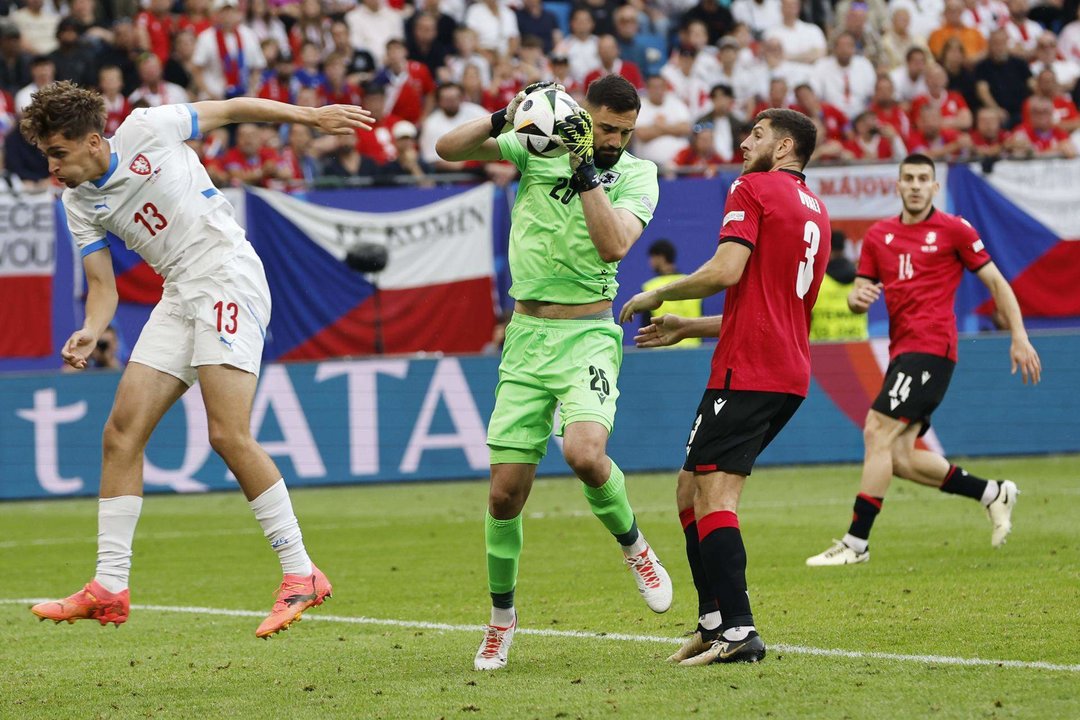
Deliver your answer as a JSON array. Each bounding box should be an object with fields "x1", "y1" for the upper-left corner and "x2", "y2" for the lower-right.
[
  {"x1": 980, "y1": 480, "x2": 1001, "y2": 507},
  {"x1": 95, "y1": 495, "x2": 143, "y2": 593},
  {"x1": 722, "y1": 625, "x2": 756, "y2": 642},
  {"x1": 490, "y1": 606, "x2": 516, "y2": 627},
  {"x1": 842, "y1": 533, "x2": 869, "y2": 554},
  {"x1": 699, "y1": 611, "x2": 722, "y2": 631},
  {"x1": 249, "y1": 479, "x2": 312, "y2": 576}
]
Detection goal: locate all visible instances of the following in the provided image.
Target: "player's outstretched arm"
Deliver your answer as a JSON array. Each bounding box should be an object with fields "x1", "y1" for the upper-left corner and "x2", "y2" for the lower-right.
[
  {"x1": 976, "y1": 262, "x2": 1042, "y2": 384},
  {"x1": 847, "y1": 277, "x2": 882, "y2": 314},
  {"x1": 618, "y1": 242, "x2": 750, "y2": 323},
  {"x1": 635, "y1": 314, "x2": 722, "y2": 347},
  {"x1": 63, "y1": 249, "x2": 118, "y2": 370},
  {"x1": 191, "y1": 98, "x2": 374, "y2": 136},
  {"x1": 435, "y1": 82, "x2": 562, "y2": 162}
]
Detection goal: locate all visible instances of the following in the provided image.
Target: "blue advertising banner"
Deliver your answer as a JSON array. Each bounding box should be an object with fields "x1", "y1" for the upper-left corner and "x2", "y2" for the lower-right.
[{"x1": 1, "y1": 333, "x2": 1076, "y2": 500}]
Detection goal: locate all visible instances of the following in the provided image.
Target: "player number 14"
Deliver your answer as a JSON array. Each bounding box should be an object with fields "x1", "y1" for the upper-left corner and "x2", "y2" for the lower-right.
[{"x1": 796, "y1": 221, "x2": 820, "y2": 299}]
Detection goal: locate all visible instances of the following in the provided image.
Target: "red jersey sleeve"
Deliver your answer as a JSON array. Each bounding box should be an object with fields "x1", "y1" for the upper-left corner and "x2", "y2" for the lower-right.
[
  {"x1": 718, "y1": 177, "x2": 763, "y2": 250},
  {"x1": 953, "y1": 216, "x2": 993, "y2": 272},
  {"x1": 856, "y1": 233, "x2": 880, "y2": 281}
]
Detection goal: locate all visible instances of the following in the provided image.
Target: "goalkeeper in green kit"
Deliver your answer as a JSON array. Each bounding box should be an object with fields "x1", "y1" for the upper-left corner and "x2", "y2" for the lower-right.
[{"x1": 436, "y1": 75, "x2": 671, "y2": 671}]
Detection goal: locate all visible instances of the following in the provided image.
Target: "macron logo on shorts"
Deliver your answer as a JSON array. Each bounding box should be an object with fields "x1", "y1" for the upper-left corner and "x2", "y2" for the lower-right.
[
  {"x1": 713, "y1": 398, "x2": 727, "y2": 415},
  {"x1": 723, "y1": 211, "x2": 744, "y2": 227}
]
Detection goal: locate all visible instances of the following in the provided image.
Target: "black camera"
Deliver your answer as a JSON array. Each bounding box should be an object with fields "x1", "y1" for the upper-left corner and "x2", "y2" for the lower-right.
[{"x1": 96, "y1": 339, "x2": 111, "y2": 351}]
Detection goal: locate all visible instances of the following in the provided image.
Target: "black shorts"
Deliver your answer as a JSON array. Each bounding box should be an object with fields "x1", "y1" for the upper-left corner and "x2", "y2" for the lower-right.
[
  {"x1": 871, "y1": 352, "x2": 955, "y2": 436},
  {"x1": 682, "y1": 389, "x2": 804, "y2": 477}
]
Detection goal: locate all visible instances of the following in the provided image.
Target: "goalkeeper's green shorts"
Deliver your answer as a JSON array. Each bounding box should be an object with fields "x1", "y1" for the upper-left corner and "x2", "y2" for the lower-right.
[{"x1": 487, "y1": 312, "x2": 622, "y2": 465}]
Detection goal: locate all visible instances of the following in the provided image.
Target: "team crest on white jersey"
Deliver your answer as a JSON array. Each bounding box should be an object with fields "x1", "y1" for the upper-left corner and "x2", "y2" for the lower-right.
[
  {"x1": 884, "y1": 233, "x2": 894, "y2": 245},
  {"x1": 130, "y1": 153, "x2": 152, "y2": 175}
]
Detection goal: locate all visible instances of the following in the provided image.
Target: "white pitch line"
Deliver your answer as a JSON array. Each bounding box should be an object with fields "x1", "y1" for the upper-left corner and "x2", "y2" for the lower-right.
[{"x1": 6, "y1": 598, "x2": 1079, "y2": 673}]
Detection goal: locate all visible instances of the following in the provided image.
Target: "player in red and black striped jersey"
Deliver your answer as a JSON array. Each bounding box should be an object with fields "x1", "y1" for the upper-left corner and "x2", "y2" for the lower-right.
[
  {"x1": 621, "y1": 108, "x2": 830, "y2": 665},
  {"x1": 806, "y1": 154, "x2": 1042, "y2": 568}
]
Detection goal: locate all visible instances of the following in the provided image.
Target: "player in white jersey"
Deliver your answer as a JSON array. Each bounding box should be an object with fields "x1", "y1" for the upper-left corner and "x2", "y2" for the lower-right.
[{"x1": 21, "y1": 81, "x2": 373, "y2": 638}]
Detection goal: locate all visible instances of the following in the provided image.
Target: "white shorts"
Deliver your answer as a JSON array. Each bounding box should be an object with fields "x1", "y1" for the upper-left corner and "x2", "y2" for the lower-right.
[{"x1": 130, "y1": 249, "x2": 271, "y2": 387}]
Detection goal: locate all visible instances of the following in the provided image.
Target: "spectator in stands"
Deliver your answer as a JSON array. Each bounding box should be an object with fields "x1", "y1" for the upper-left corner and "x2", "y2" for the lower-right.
[
  {"x1": 278, "y1": 122, "x2": 322, "y2": 189},
  {"x1": 574, "y1": 0, "x2": 622, "y2": 36},
  {"x1": 328, "y1": 19, "x2": 376, "y2": 83},
  {"x1": 294, "y1": 41, "x2": 327, "y2": 90},
  {"x1": 731, "y1": 0, "x2": 781, "y2": 41},
  {"x1": 1024, "y1": 68, "x2": 1080, "y2": 132},
  {"x1": 890, "y1": 0, "x2": 943, "y2": 41},
  {"x1": 647, "y1": 0, "x2": 699, "y2": 39},
  {"x1": 661, "y1": 44, "x2": 710, "y2": 117},
  {"x1": 258, "y1": 52, "x2": 297, "y2": 103},
  {"x1": 406, "y1": 12, "x2": 449, "y2": 79},
  {"x1": 193, "y1": 0, "x2": 266, "y2": 100},
  {"x1": 163, "y1": 29, "x2": 197, "y2": 93},
  {"x1": 444, "y1": 27, "x2": 491, "y2": 86},
  {"x1": 11, "y1": 0, "x2": 58, "y2": 56},
  {"x1": 1060, "y1": 5, "x2": 1080, "y2": 68},
  {"x1": 753, "y1": 75, "x2": 791, "y2": 116},
  {"x1": 548, "y1": 54, "x2": 582, "y2": 100},
  {"x1": 682, "y1": 0, "x2": 735, "y2": 45},
  {"x1": 323, "y1": 132, "x2": 379, "y2": 180},
  {"x1": 870, "y1": 72, "x2": 912, "y2": 138},
  {"x1": 288, "y1": 0, "x2": 331, "y2": 60},
  {"x1": 912, "y1": 62, "x2": 973, "y2": 131},
  {"x1": 879, "y1": 6, "x2": 928, "y2": 72},
  {"x1": 61, "y1": 325, "x2": 123, "y2": 372},
  {"x1": 69, "y1": 0, "x2": 114, "y2": 49},
  {"x1": 178, "y1": 0, "x2": 213, "y2": 38},
  {"x1": 345, "y1": 0, "x2": 404, "y2": 67},
  {"x1": 99, "y1": 65, "x2": 130, "y2": 136},
  {"x1": 668, "y1": 121, "x2": 725, "y2": 177},
  {"x1": 907, "y1": 104, "x2": 969, "y2": 158},
  {"x1": 976, "y1": 28, "x2": 1032, "y2": 128},
  {"x1": 1003, "y1": 0, "x2": 1042, "y2": 60},
  {"x1": 355, "y1": 81, "x2": 404, "y2": 165},
  {"x1": 135, "y1": 0, "x2": 175, "y2": 64},
  {"x1": 584, "y1": 34, "x2": 644, "y2": 90},
  {"x1": 962, "y1": 0, "x2": 1010, "y2": 38},
  {"x1": 3, "y1": 118, "x2": 48, "y2": 186},
  {"x1": 246, "y1": 0, "x2": 290, "y2": 55},
  {"x1": 0, "y1": 22, "x2": 30, "y2": 97},
  {"x1": 813, "y1": 31, "x2": 877, "y2": 119},
  {"x1": 928, "y1": 0, "x2": 987, "y2": 64},
  {"x1": 221, "y1": 122, "x2": 287, "y2": 187},
  {"x1": 889, "y1": 46, "x2": 930, "y2": 104},
  {"x1": 379, "y1": 120, "x2": 434, "y2": 185},
  {"x1": 968, "y1": 105, "x2": 1009, "y2": 158},
  {"x1": 487, "y1": 55, "x2": 522, "y2": 111},
  {"x1": 678, "y1": 19, "x2": 721, "y2": 82},
  {"x1": 46, "y1": 18, "x2": 94, "y2": 89},
  {"x1": 809, "y1": 115, "x2": 851, "y2": 161},
  {"x1": 940, "y1": 37, "x2": 979, "y2": 113},
  {"x1": 612, "y1": 5, "x2": 649, "y2": 73},
  {"x1": 374, "y1": 38, "x2": 435, "y2": 125},
  {"x1": 317, "y1": 52, "x2": 360, "y2": 107},
  {"x1": 1006, "y1": 95, "x2": 1079, "y2": 156},
  {"x1": 843, "y1": 110, "x2": 907, "y2": 159},
  {"x1": 1031, "y1": 33, "x2": 1080, "y2": 94},
  {"x1": 554, "y1": 8, "x2": 601, "y2": 83},
  {"x1": 14, "y1": 54, "x2": 51, "y2": 113},
  {"x1": 764, "y1": 0, "x2": 827, "y2": 65},
  {"x1": 759, "y1": 36, "x2": 811, "y2": 94},
  {"x1": 714, "y1": 35, "x2": 761, "y2": 122},
  {"x1": 634, "y1": 73, "x2": 692, "y2": 165},
  {"x1": 418, "y1": 81, "x2": 486, "y2": 170},
  {"x1": 129, "y1": 52, "x2": 190, "y2": 107},
  {"x1": 97, "y1": 19, "x2": 139, "y2": 96},
  {"x1": 695, "y1": 83, "x2": 743, "y2": 162},
  {"x1": 515, "y1": 35, "x2": 550, "y2": 87},
  {"x1": 834, "y1": 1, "x2": 883, "y2": 67},
  {"x1": 406, "y1": 0, "x2": 458, "y2": 51},
  {"x1": 794, "y1": 83, "x2": 849, "y2": 140},
  {"x1": 465, "y1": 0, "x2": 519, "y2": 57}
]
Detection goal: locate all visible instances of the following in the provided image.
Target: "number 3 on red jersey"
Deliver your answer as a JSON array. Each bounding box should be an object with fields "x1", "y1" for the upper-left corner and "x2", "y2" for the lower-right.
[{"x1": 796, "y1": 221, "x2": 821, "y2": 298}]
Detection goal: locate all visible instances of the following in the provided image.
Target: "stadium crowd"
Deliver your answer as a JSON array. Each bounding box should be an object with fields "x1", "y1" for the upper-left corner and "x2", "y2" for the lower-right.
[{"x1": 1, "y1": 0, "x2": 1079, "y2": 191}]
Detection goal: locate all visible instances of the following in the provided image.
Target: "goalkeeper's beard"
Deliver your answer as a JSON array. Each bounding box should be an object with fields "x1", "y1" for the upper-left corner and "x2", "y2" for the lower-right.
[{"x1": 595, "y1": 146, "x2": 623, "y2": 169}]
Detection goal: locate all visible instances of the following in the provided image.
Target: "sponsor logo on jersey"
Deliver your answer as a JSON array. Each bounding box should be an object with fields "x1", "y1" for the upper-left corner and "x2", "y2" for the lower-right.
[
  {"x1": 884, "y1": 233, "x2": 894, "y2": 245},
  {"x1": 129, "y1": 153, "x2": 152, "y2": 176},
  {"x1": 973, "y1": 239, "x2": 985, "y2": 253},
  {"x1": 729, "y1": 179, "x2": 742, "y2": 193},
  {"x1": 723, "y1": 210, "x2": 745, "y2": 226},
  {"x1": 599, "y1": 170, "x2": 621, "y2": 187}
]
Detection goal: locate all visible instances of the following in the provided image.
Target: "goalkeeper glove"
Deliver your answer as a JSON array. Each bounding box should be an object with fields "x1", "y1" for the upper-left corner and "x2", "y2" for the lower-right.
[
  {"x1": 490, "y1": 81, "x2": 566, "y2": 138},
  {"x1": 555, "y1": 109, "x2": 601, "y2": 192}
]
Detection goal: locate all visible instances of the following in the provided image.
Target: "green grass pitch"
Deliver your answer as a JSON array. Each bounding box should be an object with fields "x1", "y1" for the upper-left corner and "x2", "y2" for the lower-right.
[{"x1": 2, "y1": 455, "x2": 1078, "y2": 719}]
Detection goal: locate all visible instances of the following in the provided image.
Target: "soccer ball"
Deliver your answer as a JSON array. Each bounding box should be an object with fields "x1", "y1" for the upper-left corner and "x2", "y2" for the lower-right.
[{"x1": 514, "y1": 88, "x2": 580, "y2": 158}]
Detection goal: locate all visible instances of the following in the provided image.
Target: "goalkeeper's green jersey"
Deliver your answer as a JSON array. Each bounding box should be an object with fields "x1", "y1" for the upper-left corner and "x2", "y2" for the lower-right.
[{"x1": 496, "y1": 132, "x2": 660, "y2": 305}]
